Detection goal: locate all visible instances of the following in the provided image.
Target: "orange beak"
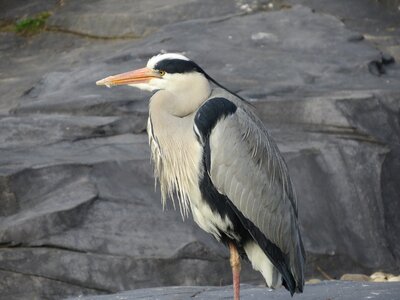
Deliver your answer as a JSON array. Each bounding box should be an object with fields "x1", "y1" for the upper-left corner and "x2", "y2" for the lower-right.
[{"x1": 96, "y1": 67, "x2": 160, "y2": 87}]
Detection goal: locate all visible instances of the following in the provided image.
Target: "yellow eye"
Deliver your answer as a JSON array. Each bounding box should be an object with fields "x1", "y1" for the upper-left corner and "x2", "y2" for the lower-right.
[{"x1": 159, "y1": 70, "x2": 166, "y2": 76}]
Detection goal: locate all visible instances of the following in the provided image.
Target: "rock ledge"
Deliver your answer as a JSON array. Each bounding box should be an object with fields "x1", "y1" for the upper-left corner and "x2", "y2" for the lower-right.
[{"x1": 66, "y1": 281, "x2": 400, "y2": 300}]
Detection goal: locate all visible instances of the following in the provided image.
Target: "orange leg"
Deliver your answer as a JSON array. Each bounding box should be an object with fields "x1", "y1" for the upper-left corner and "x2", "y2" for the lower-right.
[{"x1": 229, "y1": 242, "x2": 241, "y2": 300}]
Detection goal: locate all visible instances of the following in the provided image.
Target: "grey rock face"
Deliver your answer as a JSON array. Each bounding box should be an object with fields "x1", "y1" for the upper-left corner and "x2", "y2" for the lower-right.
[
  {"x1": 47, "y1": 0, "x2": 247, "y2": 38},
  {"x1": 0, "y1": 1, "x2": 400, "y2": 299}
]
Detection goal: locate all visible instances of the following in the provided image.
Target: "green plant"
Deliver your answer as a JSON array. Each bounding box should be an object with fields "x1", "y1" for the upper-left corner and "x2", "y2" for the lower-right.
[{"x1": 15, "y1": 11, "x2": 51, "y2": 35}]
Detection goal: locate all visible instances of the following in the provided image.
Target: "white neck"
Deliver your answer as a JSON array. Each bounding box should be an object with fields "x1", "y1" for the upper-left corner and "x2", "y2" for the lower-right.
[
  {"x1": 151, "y1": 72, "x2": 211, "y2": 117},
  {"x1": 147, "y1": 71, "x2": 210, "y2": 216}
]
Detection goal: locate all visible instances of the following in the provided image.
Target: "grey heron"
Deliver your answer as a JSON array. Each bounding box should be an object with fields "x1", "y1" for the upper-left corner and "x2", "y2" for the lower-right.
[{"x1": 96, "y1": 53, "x2": 305, "y2": 299}]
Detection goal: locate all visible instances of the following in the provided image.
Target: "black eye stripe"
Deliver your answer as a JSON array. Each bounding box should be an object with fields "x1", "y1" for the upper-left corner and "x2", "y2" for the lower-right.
[{"x1": 154, "y1": 59, "x2": 205, "y2": 74}]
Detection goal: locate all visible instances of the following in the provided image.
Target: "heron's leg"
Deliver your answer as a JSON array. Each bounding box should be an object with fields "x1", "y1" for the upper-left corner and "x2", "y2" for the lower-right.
[{"x1": 229, "y1": 242, "x2": 241, "y2": 300}]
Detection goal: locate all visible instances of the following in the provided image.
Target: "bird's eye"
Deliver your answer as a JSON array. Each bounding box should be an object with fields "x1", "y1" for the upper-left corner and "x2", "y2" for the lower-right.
[{"x1": 159, "y1": 70, "x2": 166, "y2": 76}]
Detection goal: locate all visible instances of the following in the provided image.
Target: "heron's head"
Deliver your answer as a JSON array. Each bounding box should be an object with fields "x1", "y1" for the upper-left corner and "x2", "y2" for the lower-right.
[{"x1": 96, "y1": 53, "x2": 210, "y2": 94}]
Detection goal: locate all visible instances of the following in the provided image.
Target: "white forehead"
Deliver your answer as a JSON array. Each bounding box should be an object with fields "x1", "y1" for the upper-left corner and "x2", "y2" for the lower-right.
[{"x1": 147, "y1": 53, "x2": 190, "y2": 69}]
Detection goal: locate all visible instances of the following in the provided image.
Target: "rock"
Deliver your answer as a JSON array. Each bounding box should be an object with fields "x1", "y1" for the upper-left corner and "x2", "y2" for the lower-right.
[
  {"x1": 340, "y1": 274, "x2": 371, "y2": 282},
  {"x1": 1, "y1": 1, "x2": 400, "y2": 300},
  {"x1": 66, "y1": 281, "x2": 400, "y2": 300},
  {"x1": 0, "y1": 0, "x2": 56, "y2": 20},
  {"x1": 368, "y1": 271, "x2": 400, "y2": 282},
  {"x1": 286, "y1": 0, "x2": 400, "y2": 60},
  {"x1": 373, "y1": 277, "x2": 388, "y2": 283},
  {"x1": 46, "y1": 0, "x2": 252, "y2": 38},
  {"x1": 388, "y1": 276, "x2": 400, "y2": 282},
  {"x1": 371, "y1": 271, "x2": 389, "y2": 280},
  {"x1": 306, "y1": 278, "x2": 321, "y2": 284}
]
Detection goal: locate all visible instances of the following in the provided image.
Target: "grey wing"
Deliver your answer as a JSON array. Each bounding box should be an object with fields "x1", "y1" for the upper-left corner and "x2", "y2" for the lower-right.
[{"x1": 208, "y1": 105, "x2": 305, "y2": 291}]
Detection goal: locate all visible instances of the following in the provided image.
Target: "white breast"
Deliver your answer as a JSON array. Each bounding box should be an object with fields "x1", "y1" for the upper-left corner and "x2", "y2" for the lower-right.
[
  {"x1": 147, "y1": 113, "x2": 202, "y2": 218},
  {"x1": 148, "y1": 114, "x2": 236, "y2": 240}
]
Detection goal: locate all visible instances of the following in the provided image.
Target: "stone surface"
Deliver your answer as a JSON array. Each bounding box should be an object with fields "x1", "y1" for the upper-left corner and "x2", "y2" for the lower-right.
[
  {"x1": 388, "y1": 276, "x2": 400, "y2": 282},
  {"x1": 66, "y1": 281, "x2": 400, "y2": 300},
  {"x1": 286, "y1": 0, "x2": 400, "y2": 60},
  {"x1": 340, "y1": 274, "x2": 371, "y2": 282},
  {"x1": 305, "y1": 278, "x2": 321, "y2": 284},
  {"x1": 46, "y1": 0, "x2": 249, "y2": 38},
  {"x1": 369, "y1": 271, "x2": 400, "y2": 282},
  {"x1": 0, "y1": 1, "x2": 400, "y2": 300},
  {"x1": 371, "y1": 271, "x2": 389, "y2": 280}
]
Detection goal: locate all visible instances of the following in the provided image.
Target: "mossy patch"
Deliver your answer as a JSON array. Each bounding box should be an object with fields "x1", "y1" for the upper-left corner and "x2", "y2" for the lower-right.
[{"x1": 15, "y1": 11, "x2": 52, "y2": 36}]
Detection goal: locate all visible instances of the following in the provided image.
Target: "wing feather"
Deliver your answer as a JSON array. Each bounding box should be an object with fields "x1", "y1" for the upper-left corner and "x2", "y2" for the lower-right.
[{"x1": 208, "y1": 102, "x2": 305, "y2": 290}]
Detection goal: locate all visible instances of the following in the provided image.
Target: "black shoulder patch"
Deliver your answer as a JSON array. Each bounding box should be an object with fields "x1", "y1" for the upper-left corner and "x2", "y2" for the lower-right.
[
  {"x1": 154, "y1": 59, "x2": 205, "y2": 74},
  {"x1": 194, "y1": 97, "x2": 237, "y2": 140}
]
